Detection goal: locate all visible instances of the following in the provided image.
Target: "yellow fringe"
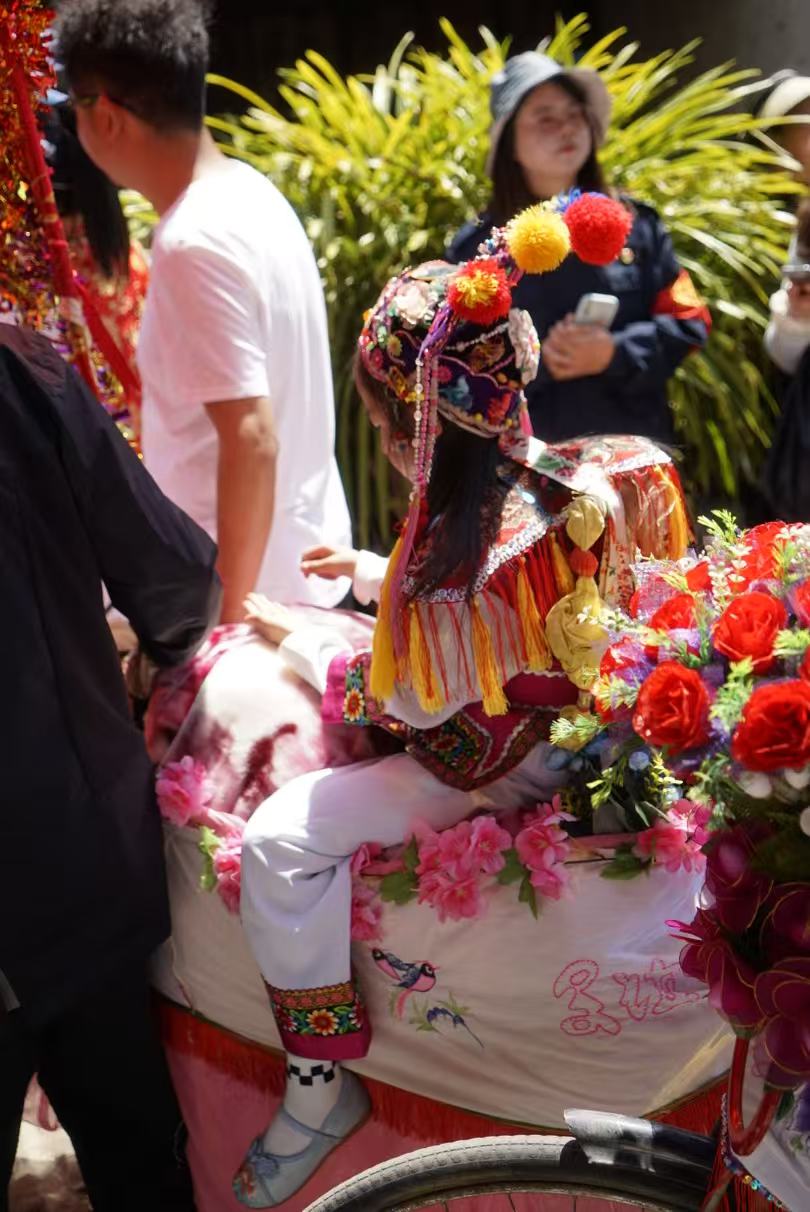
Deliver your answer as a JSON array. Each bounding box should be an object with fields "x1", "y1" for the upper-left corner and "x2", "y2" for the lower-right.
[
  {"x1": 470, "y1": 597, "x2": 508, "y2": 717},
  {"x1": 516, "y1": 561, "x2": 552, "y2": 672},
  {"x1": 369, "y1": 534, "x2": 402, "y2": 702},
  {"x1": 663, "y1": 468, "x2": 689, "y2": 558},
  {"x1": 549, "y1": 532, "x2": 575, "y2": 596},
  {"x1": 408, "y1": 603, "x2": 445, "y2": 713}
]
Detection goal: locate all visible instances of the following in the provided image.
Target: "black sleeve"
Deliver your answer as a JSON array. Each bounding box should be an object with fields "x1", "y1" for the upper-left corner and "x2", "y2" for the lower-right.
[
  {"x1": 605, "y1": 213, "x2": 710, "y2": 395},
  {"x1": 446, "y1": 218, "x2": 491, "y2": 264},
  {"x1": 57, "y1": 365, "x2": 222, "y2": 667}
]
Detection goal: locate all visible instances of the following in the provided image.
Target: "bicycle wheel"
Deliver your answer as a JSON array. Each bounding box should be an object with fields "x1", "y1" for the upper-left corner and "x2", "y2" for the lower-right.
[{"x1": 303, "y1": 1113, "x2": 717, "y2": 1212}]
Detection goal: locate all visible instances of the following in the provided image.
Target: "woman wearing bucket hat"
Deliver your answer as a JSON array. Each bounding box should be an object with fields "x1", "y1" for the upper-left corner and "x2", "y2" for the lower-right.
[{"x1": 448, "y1": 51, "x2": 711, "y2": 447}]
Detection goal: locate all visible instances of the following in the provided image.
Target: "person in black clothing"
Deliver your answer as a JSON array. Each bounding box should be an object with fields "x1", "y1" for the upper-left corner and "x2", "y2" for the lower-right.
[
  {"x1": 0, "y1": 325, "x2": 221, "y2": 1211},
  {"x1": 448, "y1": 52, "x2": 711, "y2": 445}
]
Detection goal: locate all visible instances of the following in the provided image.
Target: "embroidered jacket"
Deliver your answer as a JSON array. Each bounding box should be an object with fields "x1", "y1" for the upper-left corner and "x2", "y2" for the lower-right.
[{"x1": 318, "y1": 435, "x2": 689, "y2": 791}]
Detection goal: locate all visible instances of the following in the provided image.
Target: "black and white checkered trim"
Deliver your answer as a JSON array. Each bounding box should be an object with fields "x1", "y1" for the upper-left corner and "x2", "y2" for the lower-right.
[{"x1": 286, "y1": 1062, "x2": 336, "y2": 1086}]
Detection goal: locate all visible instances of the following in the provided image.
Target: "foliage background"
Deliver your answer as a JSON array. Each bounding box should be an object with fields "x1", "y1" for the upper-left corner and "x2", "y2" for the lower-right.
[{"x1": 127, "y1": 13, "x2": 800, "y2": 548}]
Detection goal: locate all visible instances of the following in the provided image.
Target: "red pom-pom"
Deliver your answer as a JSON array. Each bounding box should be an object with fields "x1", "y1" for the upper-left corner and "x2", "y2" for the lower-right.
[
  {"x1": 563, "y1": 194, "x2": 633, "y2": 266},
  {"x1": 447, "y1": 259, "x2": 513, "y2": 326},
  {"x1": 568, "y1": 547, "x2": 599, "y2": 578}
]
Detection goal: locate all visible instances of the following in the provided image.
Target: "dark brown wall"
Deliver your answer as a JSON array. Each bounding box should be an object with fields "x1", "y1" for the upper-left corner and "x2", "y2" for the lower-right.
[
  {"x1": 207, "y1": 2, "x2": 808, "y2": 109},
  {"x1": 207, "y1": 1, "x2": 588, "y2": 100}
]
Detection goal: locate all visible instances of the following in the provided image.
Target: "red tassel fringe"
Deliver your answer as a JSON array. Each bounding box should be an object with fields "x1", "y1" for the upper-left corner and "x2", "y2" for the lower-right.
[{"x1": 158, "y1": 998, "x2": 731, "y2": 1147}]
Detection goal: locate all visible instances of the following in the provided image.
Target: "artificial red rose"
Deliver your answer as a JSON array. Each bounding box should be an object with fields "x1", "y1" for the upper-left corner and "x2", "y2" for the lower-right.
[
  {"x1": 650, "y1": 592, "x2": 697, "y2": 632},
  {"x1": 730, "y1": 522, "x2": 786, "y2": 590},
  {"x1": 632, "y1": 661, "x2": 711, "y2": 752},
  {"x1": 685, "y1": 561, "x2": 711, "y2": 593},
  {"x1": 595, "y1": 637, "x2": 651, "y2": 722},
  {"x1": 712, "y1": 591, "x2": 787, "y2": 673},
  {"x1": 731, "y1": 680, "x2": 810, "y2": 772},
  {"x1": 646, "y1": 593, "x2": 700, "y2": 661},
  {"x1": 790, "y1": 580, "x2": 810, "y2": 627}
]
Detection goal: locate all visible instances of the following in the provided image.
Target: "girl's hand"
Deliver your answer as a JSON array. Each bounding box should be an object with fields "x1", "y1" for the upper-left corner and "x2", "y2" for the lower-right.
[
  {"x1": 244, "y1": 594, "x2": 297, "y2": 645},
  {"x1": 300, "y1": 545, "x2": 359, "y2": 581},
  {"x1": 543, "y1": 316, "x2": 615, "y2": 380}
]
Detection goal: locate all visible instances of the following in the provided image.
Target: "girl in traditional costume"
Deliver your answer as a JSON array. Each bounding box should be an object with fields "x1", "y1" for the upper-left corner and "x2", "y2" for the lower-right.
[{"x1": 232, "y1": 201, "x2": 689, "y2": 1206}]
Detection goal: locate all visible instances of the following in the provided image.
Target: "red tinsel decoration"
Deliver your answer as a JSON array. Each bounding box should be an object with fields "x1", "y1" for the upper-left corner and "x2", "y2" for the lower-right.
[
  {"x1": 446, "y1": 257, "x2": 513, "y2": 326},
  {"x1": 564, "y1": 194, "x2": 634, "y2": 266}
]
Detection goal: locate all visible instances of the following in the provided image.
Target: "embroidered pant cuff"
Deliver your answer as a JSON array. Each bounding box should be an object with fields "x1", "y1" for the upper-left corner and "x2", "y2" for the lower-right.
[{"x1": 266, "y1": 980, "x2": 371, "y2": 1062}]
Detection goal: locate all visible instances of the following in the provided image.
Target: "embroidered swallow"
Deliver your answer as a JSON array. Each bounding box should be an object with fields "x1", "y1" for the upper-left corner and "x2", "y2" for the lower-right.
[{"x1": 372, "y1": 948, "x2": 438, "y2": 1017}]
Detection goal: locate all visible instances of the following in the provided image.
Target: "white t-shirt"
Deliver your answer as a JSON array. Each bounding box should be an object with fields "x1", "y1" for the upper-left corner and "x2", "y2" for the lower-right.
[{"x1": 138, "y1": 158, "x2": 351, "y2": 606}]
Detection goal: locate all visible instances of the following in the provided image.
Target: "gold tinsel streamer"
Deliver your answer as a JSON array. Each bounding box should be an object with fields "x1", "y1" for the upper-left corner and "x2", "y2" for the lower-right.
[
  {"x1": 0, "y1": 1, "x2": 135, "y2": 438},
  {"x1": 0, "y1": 1, "x2": 56, "y2": 327}
]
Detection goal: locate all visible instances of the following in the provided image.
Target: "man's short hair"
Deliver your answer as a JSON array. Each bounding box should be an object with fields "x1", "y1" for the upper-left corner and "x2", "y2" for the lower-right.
[{"x1": 56, "y1": 0, "x2": 211, "y2": 132}]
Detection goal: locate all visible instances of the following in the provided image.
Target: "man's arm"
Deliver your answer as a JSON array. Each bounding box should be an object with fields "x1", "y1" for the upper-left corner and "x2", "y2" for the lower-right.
[
  {"x1": 56, "y1": 360, "x2": 222, "y2": 666},
  {"x1": 205, "y1": 395, "x2": 277, "y2": 623}
]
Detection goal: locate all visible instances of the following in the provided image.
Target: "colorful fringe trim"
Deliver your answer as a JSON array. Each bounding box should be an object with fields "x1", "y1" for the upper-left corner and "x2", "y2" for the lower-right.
[{"x1": 157, "y1": 996, "x2": 726, "y2": 1144}]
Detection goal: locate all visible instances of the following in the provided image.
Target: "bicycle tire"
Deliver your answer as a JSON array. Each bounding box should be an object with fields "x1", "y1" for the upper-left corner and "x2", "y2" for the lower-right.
[{"x1": 303, "y1": 1117, "x2": 716, "y2": 1212}]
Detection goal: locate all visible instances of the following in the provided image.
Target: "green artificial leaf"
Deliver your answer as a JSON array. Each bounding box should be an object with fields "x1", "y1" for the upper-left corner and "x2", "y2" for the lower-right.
[
  {"x1": 549, "y1": 712, "x2": 602, "y2": 748},
  {"x1": 601, "y1": 844, "x2": 650, "y2": 881},
  {"x1": 697, "y1": 510, "x2": 742, "y2": 545},
  {"x1": 710, "y1": 657, "x2": 755, "y2": 733},
  {"x1": 401, "y1": 835, "x2": 420, "y2": 874},
  {"x1": 496, "y1": 847, "x2": 525, "y2": 885},
  {"x1": 773, "y1": 628, "x2": 810, "y2": 659},
  {"x1": 197, "y1": 825, "x2": 220, "y2": 893},
  {"x1": 380, "y1": 869, "x2": 418, "y2": 905},
  {"x1": 518, "y1": 874, "x2": 539, "y2": 918}
]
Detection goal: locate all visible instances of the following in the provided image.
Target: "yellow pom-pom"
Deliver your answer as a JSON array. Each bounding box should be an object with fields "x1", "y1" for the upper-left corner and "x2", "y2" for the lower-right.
[{"x1": 506, "y1": 205, "x2": 570, "y2": 274}]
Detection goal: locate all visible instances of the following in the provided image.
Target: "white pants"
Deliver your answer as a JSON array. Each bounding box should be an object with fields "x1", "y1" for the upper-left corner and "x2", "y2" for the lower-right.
[{"x1": 240, "y1": 744, "x2": 564, "y2": 992}]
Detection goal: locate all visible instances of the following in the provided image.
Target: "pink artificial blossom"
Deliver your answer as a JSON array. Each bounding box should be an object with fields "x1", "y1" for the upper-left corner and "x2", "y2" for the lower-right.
[
  {"x1": 515, "y1": 797, "x2": 574, "y2": 878},
  {"x1": 413, "y1": 820, "x2": 444, "y2": 879},
  {"x1": 469, "y1": 815, "x2": 512, "y2": 875},
  {"x1": 350, "y1": 879, "x2": 383, "y2": 942},
  {"x1": 527, "y1": 861, "x2": 571, "y2": 901},
  {"x1": 634, "y1": 818, "x2": 706, "y2": 874},
  {"x1": 155, "y1": 756, "x2": 213, "y2": 828},
  {"x1": 351, "y1": 842, "x2": 384, "y2": 877},
  {"x1": 669, "y1": 798, "x2": 713, "y2": 846},
  {"x1": 436, "y1": 820, "x2": 478, "y2": 880},
  {"x1": 417, "y1": 869, "x2": 485, "y2": 922},
  {"x1": 212, "y1": 838, "x2": 242, "y2": 914}
]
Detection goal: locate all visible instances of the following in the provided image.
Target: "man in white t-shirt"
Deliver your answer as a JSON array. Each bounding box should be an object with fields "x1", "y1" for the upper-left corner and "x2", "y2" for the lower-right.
[{"x1": 57, "y1": 0, "x2": 351, "y2": 621}]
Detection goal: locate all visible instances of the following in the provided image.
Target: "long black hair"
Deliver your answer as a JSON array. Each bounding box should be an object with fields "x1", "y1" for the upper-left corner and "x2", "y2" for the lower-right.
[
  {"x1": 489, "y1": 76, "x2": 609, "y2": 227},
  {"x1": 355, "y1": 355, "x2": 509, "y2": 599},
  {"x1": 45, "y1": 105, "x2": 130, "y2": 280}
]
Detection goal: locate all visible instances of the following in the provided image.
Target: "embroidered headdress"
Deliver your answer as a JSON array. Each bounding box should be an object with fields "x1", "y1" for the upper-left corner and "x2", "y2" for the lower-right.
[{"x1": 358, "y1": 194, "x2": 633, "y2": 715}]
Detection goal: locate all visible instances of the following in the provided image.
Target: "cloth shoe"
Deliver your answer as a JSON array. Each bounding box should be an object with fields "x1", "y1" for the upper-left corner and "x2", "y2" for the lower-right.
[{"x1": 232, "y1": 1069, "x2": 370, "y2": 1207}]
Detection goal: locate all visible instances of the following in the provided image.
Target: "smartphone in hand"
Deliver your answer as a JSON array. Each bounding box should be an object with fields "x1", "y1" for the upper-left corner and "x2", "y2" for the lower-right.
[{"x1": 573, "y1": 292, "x2": 619, "y2": 328}]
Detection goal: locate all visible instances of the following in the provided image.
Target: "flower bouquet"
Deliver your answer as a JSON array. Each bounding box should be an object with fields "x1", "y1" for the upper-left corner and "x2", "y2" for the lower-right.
[{"x1": 553, "y1": 513, "x2": 810, "y2": 1156}]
